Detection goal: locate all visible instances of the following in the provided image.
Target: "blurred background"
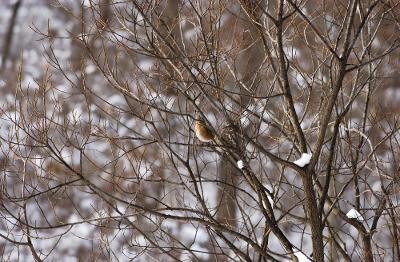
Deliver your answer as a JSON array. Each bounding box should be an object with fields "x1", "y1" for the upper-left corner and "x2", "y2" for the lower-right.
[{"x1": 0, "y1": 0, "x2": 399, "y2": 261}]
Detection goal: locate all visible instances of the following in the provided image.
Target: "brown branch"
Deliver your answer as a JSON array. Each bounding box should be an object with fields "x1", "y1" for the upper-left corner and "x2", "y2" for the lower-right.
[{"x1": 1, "y1": 0, "x2": 22, "y2": 72}]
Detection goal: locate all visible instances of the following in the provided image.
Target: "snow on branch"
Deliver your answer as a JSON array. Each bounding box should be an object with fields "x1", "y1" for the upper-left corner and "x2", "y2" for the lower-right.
[
  {"x1": 346, "y1": 209, "x2": 364, "y2": 222},
  {"x1": 293, "y1": 153, "x2": 312, "y2": 167},
  {"x1": 237, "y1": 160, "x2": 244, "y2": 169}
]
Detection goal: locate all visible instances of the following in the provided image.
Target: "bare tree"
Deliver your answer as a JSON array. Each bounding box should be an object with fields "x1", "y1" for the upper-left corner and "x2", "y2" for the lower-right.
[{"x1": 0, "y1": 0, "x2": 400, "y2": 261}]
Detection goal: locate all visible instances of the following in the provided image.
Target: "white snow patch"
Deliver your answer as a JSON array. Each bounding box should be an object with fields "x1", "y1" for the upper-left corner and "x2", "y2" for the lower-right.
[
  {"x1": 293, "y1": 153, "x2": 312, "y2": 167},
  {"x1": 346, "y1": 208, "x2": 364, "y2": 222},
  {"x1": 237, "y1": 160, "x2": 244, "y2": 169}
]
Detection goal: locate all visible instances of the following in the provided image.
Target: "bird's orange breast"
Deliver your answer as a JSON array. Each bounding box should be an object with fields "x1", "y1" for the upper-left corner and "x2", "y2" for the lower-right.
[{"x1": 195, "y1": 121, "x2": 215, "y2": 142}]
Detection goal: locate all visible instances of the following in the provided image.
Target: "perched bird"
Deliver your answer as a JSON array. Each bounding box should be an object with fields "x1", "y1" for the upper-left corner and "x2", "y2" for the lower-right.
[
  {"x1": 221, "y1": 120, "x2": 241, "y2": 147},
  {"x1": 194, "y1": 115, "x2": 215, "y2": 142}
]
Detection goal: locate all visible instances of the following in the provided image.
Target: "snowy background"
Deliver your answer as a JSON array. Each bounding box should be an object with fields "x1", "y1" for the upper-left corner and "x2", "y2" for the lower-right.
[{"x1": 0, "y1": 0, "x2": 399, "y2": 261}]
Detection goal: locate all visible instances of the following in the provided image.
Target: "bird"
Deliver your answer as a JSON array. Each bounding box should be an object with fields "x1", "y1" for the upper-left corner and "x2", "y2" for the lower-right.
[
  {"x1": 194, "y1": 114, "x2": 215, "y2": 142},
  {"x1": 221, "y1": 120, "x2": 241, "y2": 147}
]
